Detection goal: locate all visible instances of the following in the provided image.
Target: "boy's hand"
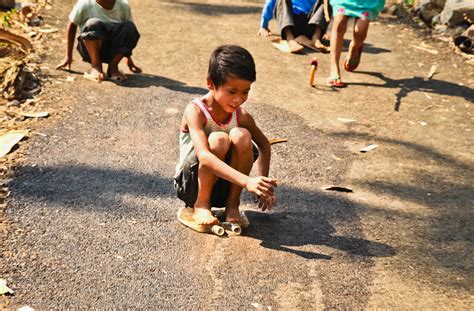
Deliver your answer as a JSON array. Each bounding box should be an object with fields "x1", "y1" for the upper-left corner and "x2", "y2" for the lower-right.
[
  {"x1": 126, "y1": 57, "x2": 142, "y2": 73},
  {"x1": 246, "y1": 176, "x2": 277, "y2": 210},
  {"x1": 257, "y1": 194, "x2": 276, "y2": 211},
  {"x1": 56, "y1": 56, "x2": 73, "y2": 71},
  {"x1": 257, "y1": 28, "x2": 272, "y2": 37}
]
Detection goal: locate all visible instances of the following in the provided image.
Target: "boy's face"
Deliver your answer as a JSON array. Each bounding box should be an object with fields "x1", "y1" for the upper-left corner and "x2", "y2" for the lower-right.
[{"x1": 207, "y1": 77, "x2": 252, "y2": 113}]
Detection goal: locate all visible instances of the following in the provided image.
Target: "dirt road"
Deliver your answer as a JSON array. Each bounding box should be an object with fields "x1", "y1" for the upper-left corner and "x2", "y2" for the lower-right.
[{"x1": 2, "y1": 0, "x2": 473, "y2": 309}]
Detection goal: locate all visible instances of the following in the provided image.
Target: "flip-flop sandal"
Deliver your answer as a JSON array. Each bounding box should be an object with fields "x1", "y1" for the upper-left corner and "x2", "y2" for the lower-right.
[
  {"x1": 344, "y1": 43, "x2": 364, "y2": 72},
  {"x1": 83, "y1": 71, "x2": 103, "y2": 83},
  {"x1": 327, "y1": 76, "x2": 346, "y2": 88},
  {"x1": 295, "y1": 35, "x2": 330, "y2": 53}
]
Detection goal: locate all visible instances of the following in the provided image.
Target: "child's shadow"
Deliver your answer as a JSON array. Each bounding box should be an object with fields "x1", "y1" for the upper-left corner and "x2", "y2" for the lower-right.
[
  {"x1": 61, "y1": 70, "x2": 207, "y2": 95},
  {"x1": 120, "y1": 73, "x2": 208, "y2": 95},
  {"x1": 243, "y1": 187, "x2": 396, "y2": 260},
  {"x1": 350, "y1": 71, "x2": 474, "y2": 111},
  {"x1": 342, "y1": 39, "x2": 391, "y2": 54}
]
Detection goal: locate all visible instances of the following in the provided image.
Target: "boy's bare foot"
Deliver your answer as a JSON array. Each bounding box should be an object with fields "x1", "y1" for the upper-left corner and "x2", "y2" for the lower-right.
[
  {"x1": 225, "y1": 208, "x2": 246, "y2": 224},
  {"x1": 107, "y1": 67, "x2": 128, "y2": 81},
  {"x1": 288, "y1": 40, "x2": 304, "y2": 53},
  {"x1": 192, "y1": 208, "x2": 218, "y2": 225},
  {"x1": 314, "y1": 40, "x2": 330, "y2": 53},
  {"x1": 125, "y1": 58, "x2": 142, "y2": 73},
  {"x1": 83, "y1": 67, "x2": 105, "y2": 82}
]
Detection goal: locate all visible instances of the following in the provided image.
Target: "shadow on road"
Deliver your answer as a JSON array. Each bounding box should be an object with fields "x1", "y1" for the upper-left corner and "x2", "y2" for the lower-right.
[
  {"x1": 343, "y1": 39, "x2": 391, "y2": 54},
  {"x1": 328, "y1": 130, "x2": 474, "y2": 279},
  {"x1": 59, "y1": 71, "x2": 208, "y2": 95},
  {"x1": 120, "y1": 73, "x2": 208, "y2": 94},
  {"x1": 173, "y1": 1, "x2": 262, "y2": 16},
  {"x1": 13, "y1": 163, "x2": 395, "y2": 261},
  {"x1": 13, "y1": 165, "x2": 175, "y2": 214},
  {"x1": 244, "y1": 186, "x2": 396, "y2": 260},
  {"x1": 349, "y1": 71, "x2": 474, "y2": 111}
]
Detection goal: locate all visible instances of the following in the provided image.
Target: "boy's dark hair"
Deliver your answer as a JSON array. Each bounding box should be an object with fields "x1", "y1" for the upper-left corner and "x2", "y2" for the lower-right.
[{"x1": 208, "y1": 45, "x2": 256, "y2": 87}]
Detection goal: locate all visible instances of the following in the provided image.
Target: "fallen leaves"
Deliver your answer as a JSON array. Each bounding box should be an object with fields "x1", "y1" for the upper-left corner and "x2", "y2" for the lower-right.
[
  {"x1": 19, "y1": 110, "x2": 49, "y2": 118},
  {"x1": 0, "y1": 130, "x2": 28, "y2": 158},
  {"x1": 0, "y1": 279, "x2": 14, "y2": 295},
  {"x1": 410, "y1": 44, "x2": 439, "y2": 55},
  {"x1": 424, "y1": 65, "x2": 438, "y2": 81},
  {"x1": 360, "y1": 144, "x2": 378, "y2": 153},
  {"x1": 337, "y1": 117, "x2": 355, "y2": 124},
  {"x1": 269, "y1": 138, "x2": 288, "y2": 145}
]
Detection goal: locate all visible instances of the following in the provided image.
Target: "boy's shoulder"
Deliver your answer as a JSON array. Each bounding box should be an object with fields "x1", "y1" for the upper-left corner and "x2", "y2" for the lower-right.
[
  {"x1": 117, "y1": 0, "x2": 131, "y2": 7},
  {"x1": 237, "y1": 106, "x2": 254, "y2": 121},
  {"x1": 74, "y1": 0, "x2": 130, "y2": 8},
  {"x1": 72, "y1": 0, "x2": 94, "y2": 10}
]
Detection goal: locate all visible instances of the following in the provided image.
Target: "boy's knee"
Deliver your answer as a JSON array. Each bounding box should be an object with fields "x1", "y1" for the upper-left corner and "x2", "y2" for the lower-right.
[
  {"x1": 122, "y1": 21, "x2": 140, "y2": 36},
  {"x1": 84, "y1": 18, "x2": 105, "y2": 31},
  {"x1": 122, "y1": 20, "x2": 137, "y2": 30},
  {"x1": 229, "y1": 128, "x2": 252, "y2": 149},
  {"x1": 208, "y1": 132, "x2": 230, "y2": 153}
]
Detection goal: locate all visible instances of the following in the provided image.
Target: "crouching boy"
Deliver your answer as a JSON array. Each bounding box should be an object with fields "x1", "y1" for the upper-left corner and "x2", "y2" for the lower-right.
[
  {"x1": 56, "y1": 0, "x2": 141, "y2": 82},
  {"x1": 174, "y1": 45, "x2": 277, "y2": 225}
]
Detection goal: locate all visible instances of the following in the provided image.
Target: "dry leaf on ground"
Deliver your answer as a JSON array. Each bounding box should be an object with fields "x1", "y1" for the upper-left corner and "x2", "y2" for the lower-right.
[
  {"x1": 20, "y1": 111, "x2": 49, "y2": 118},
  {"x1": 0, "y1": 278, "x2": 14, "y2": 295},
  {"x1": 0, "y1": 130, "x2": 29, "y2": 158},
  {"x1": 360, "y1": 144, "x2": 379, "y2": 153}
]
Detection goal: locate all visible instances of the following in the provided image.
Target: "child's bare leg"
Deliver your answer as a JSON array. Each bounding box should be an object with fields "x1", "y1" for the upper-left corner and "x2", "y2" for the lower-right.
[
  {"x1": 82, "y1": 38, "x2": 105, "y2": 81},
  {"x1": 107, "y1": 53, "x2": 127, "y2": 80},
  {"x1": 225, "y1": 128, "x2": 253, "y2": 224},
  {"x1": 329, "y1": 14, "x2": 348, "y2": 79},
  {"x1": 283, "y1": 26, "x2": 304, "y2": 53},
  {"x1": 347, "y1": 18, "x2": 369, "y2": 60},
  {"x1": 311, "y1": 26, "x2": 329, "y2": 51},
  {"x1": 193, "y1": 132, "x2": 231, "y2": 225}
]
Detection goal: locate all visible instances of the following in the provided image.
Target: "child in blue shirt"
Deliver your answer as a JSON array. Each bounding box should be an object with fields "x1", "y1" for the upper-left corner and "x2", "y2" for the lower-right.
[{"x1": 258, "y1": 0, "x2": 332, "y2": 53}]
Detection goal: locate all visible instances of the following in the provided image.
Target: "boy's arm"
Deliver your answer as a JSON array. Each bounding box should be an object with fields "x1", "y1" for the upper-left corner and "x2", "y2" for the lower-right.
[
  {"x1": 123, "y1": 5, "x2": 141, "y2": 73},
  {"x1": 258, "y1": 0, "x2": 276, "y2": 36},
  {"x1": 238, "y1": 108, "x2": 277, "y2": 210},
  {"x1": 56, "y1": 22, "x2": 77, "y2": 70},
  {"x1": 238, "y1": 109, "x2": 271, "y2": 177},
  {"x1": 185, "y1": 104, "x2": 276, "y2": 202}
]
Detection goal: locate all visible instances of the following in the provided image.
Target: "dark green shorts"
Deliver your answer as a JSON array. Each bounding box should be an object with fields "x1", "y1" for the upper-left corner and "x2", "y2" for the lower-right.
[{"x1": 174, "y1": 145, "x2": 259, "y2": 207}]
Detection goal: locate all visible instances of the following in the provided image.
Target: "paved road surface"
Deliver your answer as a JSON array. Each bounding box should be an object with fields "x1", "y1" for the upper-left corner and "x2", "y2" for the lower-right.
[{"x1": 2, "y1": 0, "x2": 472, "y2": 309}]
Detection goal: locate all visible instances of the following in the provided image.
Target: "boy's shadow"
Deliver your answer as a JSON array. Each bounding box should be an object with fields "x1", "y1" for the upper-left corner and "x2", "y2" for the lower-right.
[
  {"x1": 243, "y1": 187, "x2": 396, "y2": 260},
  {"x1": 349, "y1": 71, "x2": 474, "y2": 111}
]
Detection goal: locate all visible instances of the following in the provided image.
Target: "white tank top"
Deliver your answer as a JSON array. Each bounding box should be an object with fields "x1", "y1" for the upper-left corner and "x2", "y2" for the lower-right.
[{"x1": 175, "y1": 98, "x2": 240, "y2": 174}]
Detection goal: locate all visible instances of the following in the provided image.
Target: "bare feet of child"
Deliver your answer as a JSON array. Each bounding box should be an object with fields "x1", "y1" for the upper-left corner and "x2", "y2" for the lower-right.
[
  {"x1": 288, "y1": 39, "x2": 304, "y2": 53},
  {"x1": 107, "y1": 66, "x2": 128, "y2": 82},
  {"x1": 83, "y1": 66, "x2": 105, "y2": 82},
  {"x1": 126, "y1": 58, "x2": 142, "y2": 73},
  {"x1": 225, "y1": 207, "x2": 245, "y2": 224},
  {"x1": 192, "y1": 207, "x2": 218, "y2": 225},
  {"x1": 314, "y1": 39, "x2": 330, "y2": 53}
]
